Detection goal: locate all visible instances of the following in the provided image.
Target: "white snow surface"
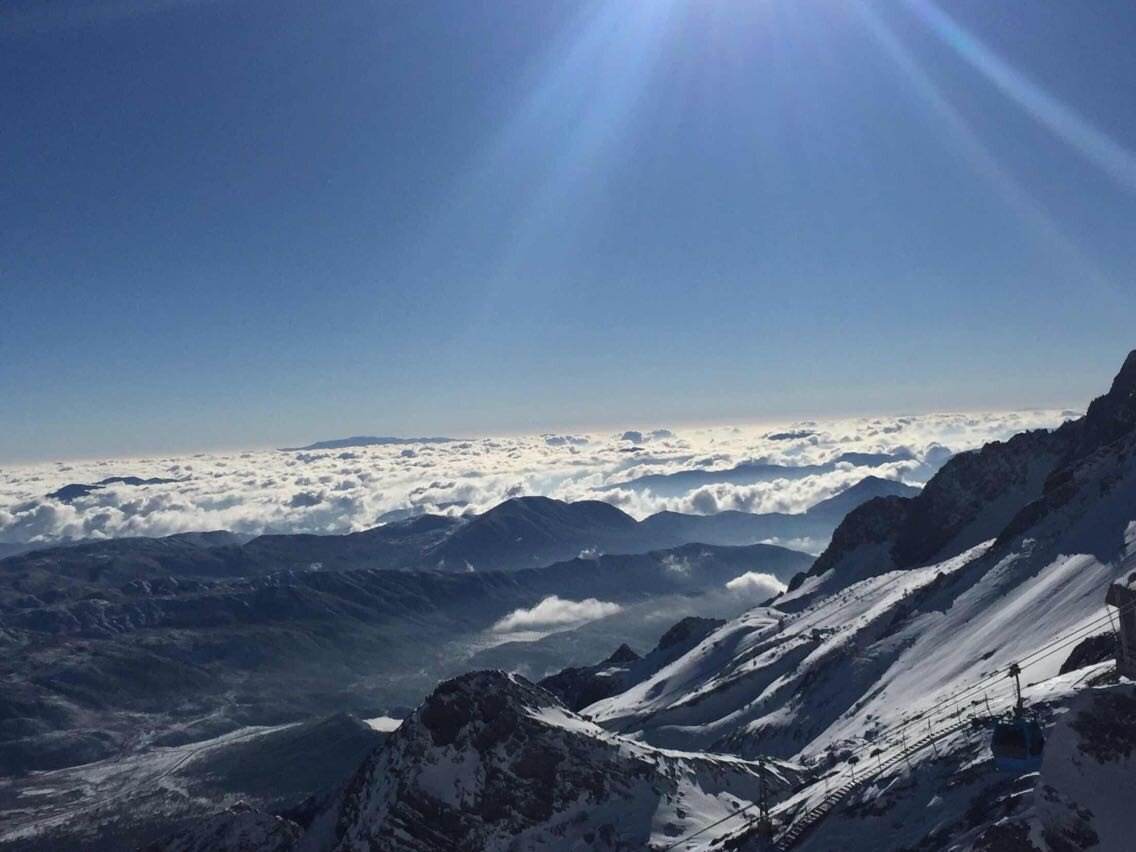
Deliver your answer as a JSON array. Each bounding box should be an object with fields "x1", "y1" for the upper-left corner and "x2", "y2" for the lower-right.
[{"x1": 363, "y1": 716, "x2": 404, "y2": 733}]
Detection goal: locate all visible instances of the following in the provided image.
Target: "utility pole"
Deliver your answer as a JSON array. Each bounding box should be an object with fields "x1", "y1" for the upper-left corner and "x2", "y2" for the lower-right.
[
  {"x1": 1009, "y1": 662, "x2": 1024, "y2": 716},
  {"x1": 1107, "y1": 606, "x2": 1123, "y2": 671},
  {"x1": 756, "y1": 759, "x2": 772, "y2": 850}
]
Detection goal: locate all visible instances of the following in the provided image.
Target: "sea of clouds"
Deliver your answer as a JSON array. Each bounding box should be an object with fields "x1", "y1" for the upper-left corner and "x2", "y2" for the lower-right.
[{"x1": 0, "y1": 410, "x2": 1077, "y2": 545}]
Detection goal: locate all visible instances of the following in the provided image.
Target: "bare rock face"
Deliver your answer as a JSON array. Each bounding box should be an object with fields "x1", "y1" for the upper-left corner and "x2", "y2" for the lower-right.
[
  {"x1": 804, "y1": 495, "x2": 911, "y2": 580},
  {"x1": 537, "y1": 644, "x2": 642, "y2": 711},
  {"x1": 890, "y1": 428, "x2": 1062, "y2": 567},
  {"x1": 1062, "y1": 349, "x2": 1136, "y2": 461},
  {"x1": 538, "y1": 616, "x2": 725, "y2": 712},
  {"x1": 1059, "y1": 633, "x2": 1117, "y2": 675},
  {"x1": 654, "y1": 615, "x2": 725, "y2": 651},
  {"x1": 809, "y1": 350, "x2": 1136, "y2": 585}
]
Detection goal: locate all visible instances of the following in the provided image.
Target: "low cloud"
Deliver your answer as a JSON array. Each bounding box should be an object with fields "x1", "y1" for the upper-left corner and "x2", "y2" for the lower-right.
[
  {"x1": 662, "y1": 553, "x2": 692, "y2": 576},
  {"x1": 725, "y1": 572, "x2": 788, "y2": 599},
  {"x1": 492, "y1": 595, "x2": 623, "y2": 633},
  {"x1": 544, "y1": 434, "x2": 589, "y2": 447},
  {"x1": 0, "y1": 410, "x2": 1073, "y2": 545}
]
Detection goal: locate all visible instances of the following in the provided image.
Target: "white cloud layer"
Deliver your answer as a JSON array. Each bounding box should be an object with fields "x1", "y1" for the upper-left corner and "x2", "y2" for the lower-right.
[
  {"x1": 725, "y1": 572, "x2": 788, "y2": 599},
  {"x1": 492, "y1": 596, "x2": 623, "y2": 633},
  {"x1": 0, "y1": 410, "x2": 1075, "y2": 545}
]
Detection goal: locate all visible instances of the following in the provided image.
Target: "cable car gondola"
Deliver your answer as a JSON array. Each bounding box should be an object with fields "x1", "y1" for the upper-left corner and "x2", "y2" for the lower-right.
[{"x1": 991, "y1": 662, "x2": 1045, "y2": 772}]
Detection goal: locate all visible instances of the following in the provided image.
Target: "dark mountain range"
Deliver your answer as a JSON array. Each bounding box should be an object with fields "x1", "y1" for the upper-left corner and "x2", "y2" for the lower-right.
[
  {"x1": 594, "y1": 449, "x2": 928, "y2": 497},
  {"x1": 634, "y1": 475, "x2": 919, "y2": 551},
  {"x1": 250, "y1": 484, "x2": 911, "y2": 574},
  {"x1": 0, "y1": 541, "x2": 47, "y2": 560},
  {"x1": 421, "y1": 483, "x2": 916, "y2": 571},
  {"x1": 2, "y1": 477, "x2": 910, "y2": 586},
  {"x1": 0, "y1": 474, "x2": 907, "y2": 810},
  {"x1": 47, "y1": 475, "x2": 185, "y2": 504},
  {"x1": 279, "y1": 436, "x2": 457, "y2": 451},
  {"x1": 422, "y1": 497, "x2": 636, "y2": 572}
]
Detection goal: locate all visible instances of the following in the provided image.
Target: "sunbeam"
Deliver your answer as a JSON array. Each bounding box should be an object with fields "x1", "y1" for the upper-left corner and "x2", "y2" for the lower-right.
[
  {"x1": 853, "y1": 1, "x2": 1112, "y2": 293},
  {"x1": 464, "y1": 0, "x2": 685, "y2": 270},
  {"x1": 906, "y1": 0, "x2": 1136, "y2": 193}
]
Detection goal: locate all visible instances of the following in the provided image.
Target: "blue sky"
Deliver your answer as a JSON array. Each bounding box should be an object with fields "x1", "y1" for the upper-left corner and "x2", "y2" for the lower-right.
[{"x1": 3, "y1": 0, "x2": 1135, "y2": 462}]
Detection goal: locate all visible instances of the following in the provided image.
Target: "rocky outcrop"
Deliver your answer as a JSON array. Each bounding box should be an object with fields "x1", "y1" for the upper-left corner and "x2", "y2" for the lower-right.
[
  {"x1": 302, "y1": 671, "x2": 804, "y2": 851},
  {"x1": 538, "y1": 644, "x2": 642, "y2": 711},
  {"x1": 803, "y1": 495, "x2": 911, "y2": 581},
  {"x1": 539, "y1": 616, "x2": 726, "y2": 711},
  {"x1": 1059, "y1": 349, "x2": 1136, "y2": 462},
  {"x1": 655, "y1": 615, "x2": 726, "y2": 651},
  {"x1": 890, "y1": 429, "x2": 1062, "y2": 567},
  {"x1": 1059, "y1": 633, "x2": 1117, "y2": 675}
]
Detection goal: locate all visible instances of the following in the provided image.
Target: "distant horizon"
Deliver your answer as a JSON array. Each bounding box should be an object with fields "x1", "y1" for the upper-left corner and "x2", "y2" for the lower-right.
[{"x1": 0, "y1": 400, "x2": 1087, "y2": 467}]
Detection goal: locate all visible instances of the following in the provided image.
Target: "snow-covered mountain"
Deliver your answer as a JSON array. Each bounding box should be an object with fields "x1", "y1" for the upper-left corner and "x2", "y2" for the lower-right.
[
  {"x1": 578, "y1": 351, "x2": 1136, "y2": 848},
  {"x1": 75, "y1": 352, "x2": 1136, "y2": 850},
  {"x1": 303, "y1": 671, "x2": 805, "y2": 852}
]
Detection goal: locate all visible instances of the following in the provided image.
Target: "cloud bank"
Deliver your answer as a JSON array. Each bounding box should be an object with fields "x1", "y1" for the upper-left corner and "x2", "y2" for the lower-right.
[
  {"x1": 0, "y1": 410, "x2": 1074, "y2": 545},
  {"x1": 725, "y1": 572, "x2": 788, "y2": 600},
  {"x1": 492, "y1": 596, "x2": 623, "y2": 633}
]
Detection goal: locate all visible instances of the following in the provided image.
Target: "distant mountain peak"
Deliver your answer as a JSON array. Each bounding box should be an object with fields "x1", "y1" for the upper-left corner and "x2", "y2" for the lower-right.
[
  {"x1": 654, "y1": 615, "x2": 727, "y2": 652},
  {"x1": 1065, "y1": 348, "x2": 1136, "y2": 458},
  {"x1": 279, "y1": 436, "x2": 457, "y2": 451},
  {"x1": 48, "y1": 475, "x2": 184, "y2": 503},
  {"x1": 481, "y1": 495, "x2": 633, "y2": 523},
  {"x1": 602, "y1": 643, "x2": 640, "y2": 665}
]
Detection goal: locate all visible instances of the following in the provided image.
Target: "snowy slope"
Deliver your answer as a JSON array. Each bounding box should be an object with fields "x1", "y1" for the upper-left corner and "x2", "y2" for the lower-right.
[
  {"x1": 717, "y1": 665, "x2": 1128, "y2": 852},
  {"x1": 581, "y1": 354, "x2": 1136, "y2": 848}
]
